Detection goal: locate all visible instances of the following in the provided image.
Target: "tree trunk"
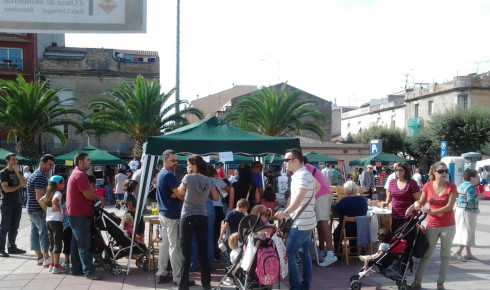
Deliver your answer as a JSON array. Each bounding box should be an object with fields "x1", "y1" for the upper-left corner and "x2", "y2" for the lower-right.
[
  {"x1": 17, "y1": 136, "x2": 39, "y2": 161},
  {"x1": 133, "y1": 140, "x2": 143, "y2": 158}
]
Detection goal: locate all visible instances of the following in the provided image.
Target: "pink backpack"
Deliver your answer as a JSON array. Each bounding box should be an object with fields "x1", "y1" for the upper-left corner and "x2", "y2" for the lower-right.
[{"x1": 255, "y1": 245, "x2": 280, "y2": 285}]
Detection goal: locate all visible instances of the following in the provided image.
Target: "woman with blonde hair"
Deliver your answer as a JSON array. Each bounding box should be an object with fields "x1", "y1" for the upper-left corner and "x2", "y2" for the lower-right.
[{"x1": 406, "y1": 161, "x2": 457, "y2": 290}]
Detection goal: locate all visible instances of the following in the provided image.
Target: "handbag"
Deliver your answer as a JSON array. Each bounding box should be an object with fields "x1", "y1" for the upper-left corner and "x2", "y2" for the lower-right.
[{"x1": 279, "y1": 187, "x2": 315, "y2": 239}]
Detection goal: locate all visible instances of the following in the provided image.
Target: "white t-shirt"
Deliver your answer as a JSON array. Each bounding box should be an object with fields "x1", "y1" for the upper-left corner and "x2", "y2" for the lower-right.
[
  {"x1": 384, "y1": 172, "x2": 396, "y2": 190},
  {"x1": 290, "y1": 166, "x2": 316, "y2": 231},
  {"x1": 46, "y1": 191, "x2": 64, "y2": 222},
  {"x1": 321, "y1": 168, "x2": 333, "y2": 186},
  {"x1": 412, "y1": 173, "x2": 423, "y2": 189},
  {"x1": 115, "y1": 173, "x2": 127, "y2": 194}
]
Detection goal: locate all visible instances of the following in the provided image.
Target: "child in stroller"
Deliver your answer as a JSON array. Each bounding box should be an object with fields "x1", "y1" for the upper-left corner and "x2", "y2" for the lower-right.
[
  {"x1": 350, "y1": 211, "x2": 428, "y2": 290},
  {"x1": 359, "y1": 228, "x2": 392, "y2": 276},
  {"x1": 216, "y1": 213, "x2": 283, "y2": 290},
  {"x1": 93, "y1": 205, "x2": 150, "y2": 275}
]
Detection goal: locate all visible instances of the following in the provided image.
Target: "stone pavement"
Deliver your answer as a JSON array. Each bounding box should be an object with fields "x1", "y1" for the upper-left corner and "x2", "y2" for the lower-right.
[{"x1": 1, "y1": 200, "x2": 490, "y2": 290}]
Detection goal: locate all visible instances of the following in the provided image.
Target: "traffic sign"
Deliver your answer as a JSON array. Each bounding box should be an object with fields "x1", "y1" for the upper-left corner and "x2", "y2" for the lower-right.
[
  {"x1": 441, "y1": 141, "x2": 447, "y2": 157},
  {"x1": 370, "y1": 139, "x2": 382, "y2": 155}
]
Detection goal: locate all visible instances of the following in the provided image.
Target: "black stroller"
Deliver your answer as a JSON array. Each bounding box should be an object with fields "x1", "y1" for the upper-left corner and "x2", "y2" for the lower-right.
[
  {"x1": 93, "y1": 206, "x2": 150, "y2": 275},
  {"x1": 215, "y1": 214, "x2": 280, "y2": 290},
  {"x1": 350, "y1": 211, "x2": 429, "y2": 290}
]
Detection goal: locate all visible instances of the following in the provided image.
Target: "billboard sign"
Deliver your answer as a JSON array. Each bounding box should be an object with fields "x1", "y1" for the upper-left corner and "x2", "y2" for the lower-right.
[{"x1": 0, "y1": 0, "x2": 146, "y2": 33}]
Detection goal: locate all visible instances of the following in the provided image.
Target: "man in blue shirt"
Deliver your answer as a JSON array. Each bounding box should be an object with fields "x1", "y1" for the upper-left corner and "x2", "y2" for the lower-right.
[
  {"x1": 156, "y1": 149, "x2": 190, "y2": 288},
  {"x1": 251, "y1": 161, "x2": 264, "y2": 200}
]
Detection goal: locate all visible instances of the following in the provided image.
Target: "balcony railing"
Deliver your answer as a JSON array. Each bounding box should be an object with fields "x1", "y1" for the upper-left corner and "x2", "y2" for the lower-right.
[{"x1": 0, "y1": 58, "x2": 23, "y2": 70}]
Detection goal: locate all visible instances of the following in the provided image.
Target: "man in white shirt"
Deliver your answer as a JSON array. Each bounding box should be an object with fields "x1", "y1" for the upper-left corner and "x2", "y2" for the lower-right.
[
  {"x1": 321, "y1": 164, "x2": 333, "y2": 186},
  {"x1": 114, "y1": 169, "x2": 127, "y2": 210},
  {"x1": 384, "y1": 163, "x2": 399, "y2": 191}
]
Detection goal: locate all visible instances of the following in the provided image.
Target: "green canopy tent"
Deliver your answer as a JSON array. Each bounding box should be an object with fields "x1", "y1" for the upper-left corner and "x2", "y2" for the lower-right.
[
  {"x1": 349, "y1": 152, "x2": 416, "y2": 166},
  {"x1": 0, "y1": 148, "x2": 36, "y2": 165},
  {"x1": 127, "y1": 117, "x2": 300, "y2": 274},
  {"x1": 303, "y1": 151, "x2": 341, "y2": 165},
  {"x1": 54, "y1": 145, "x2": 125, "y2": 165}
]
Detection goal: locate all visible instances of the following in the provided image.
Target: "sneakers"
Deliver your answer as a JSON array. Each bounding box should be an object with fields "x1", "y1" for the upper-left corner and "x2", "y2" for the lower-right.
[
  {"x1": 48, "y1": 264, "x2": 54, "y2": 272},
  {"x1": 359, "y1": 255, "x2": 370, "y2": 262},
  {"x1": 52, "y1": 265, "x2": 68, "y2": 274},
  {"x1": 8, "y1": 247, "x2": 26, "y2": 254},
  {"x1": 451, "y1": 251, "x2": 465, "y2": 262},
  {"x1": 93, "y1": 260, "x2": 102, "y2": 267},
  {"x1": 85, "y1": 272, "x2": 103, "y2": 280},
  {"x1": 464, "y1": 254, "x2": 479, "y2": 261},
  {"x1": 157, "y1": 275, "x2": 172, "y2": 284},
  {"x1": 222, "y1": 277, "x2": 234, "y2": 286},
  {"x1": 0, "y1": 250, "x2": 9, "y2": 257},
  {"x1": 37, "y1": 258, "x2": 43, "y2": 265},
  {"x1": 409, "y1": 282, "x2": 422, "y2": 289},
  {"x1": 318, "y1": 255, "x2": 338, "y2": 267},
  {"x1": 43, "y1": 259, "x2": 51, "y2": 268},
  {"x1": 62, "y1": 261, "x2": 70, "y2": 269}
]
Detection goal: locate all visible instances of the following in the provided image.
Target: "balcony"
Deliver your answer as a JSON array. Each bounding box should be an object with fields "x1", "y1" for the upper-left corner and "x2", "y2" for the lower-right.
[{"x1": 0, "y1": 58, "x2": 23, "y2": 70}]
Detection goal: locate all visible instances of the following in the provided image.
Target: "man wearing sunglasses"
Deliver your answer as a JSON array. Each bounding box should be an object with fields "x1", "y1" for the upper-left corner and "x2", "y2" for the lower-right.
[
  {"x1": 156, "y1": 149, "x2": 195, "y2": 288},
  {"x1": 275, "y1": 148, "x2": 320, "y2": 290}
]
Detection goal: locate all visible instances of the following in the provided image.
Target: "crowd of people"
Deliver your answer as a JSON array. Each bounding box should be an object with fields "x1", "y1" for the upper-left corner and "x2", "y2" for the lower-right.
[{"x1": 0, "y1": 149, "x2": 488, "y2": 290}]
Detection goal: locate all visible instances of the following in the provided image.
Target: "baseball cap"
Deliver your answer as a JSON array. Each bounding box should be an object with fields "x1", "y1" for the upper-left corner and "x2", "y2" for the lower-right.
[{"x1": 49, "y1": 175, "x2": 63, "y2": 183}]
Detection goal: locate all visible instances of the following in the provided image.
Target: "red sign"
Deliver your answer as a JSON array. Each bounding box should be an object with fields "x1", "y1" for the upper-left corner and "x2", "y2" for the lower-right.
[{"x1": 337, "y1": 161, "x2": 344, "y2": 166}]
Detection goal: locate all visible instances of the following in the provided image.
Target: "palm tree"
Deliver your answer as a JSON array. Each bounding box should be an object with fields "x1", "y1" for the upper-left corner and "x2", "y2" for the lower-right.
[
  {"x1": 224, "y1": 83, "x2": 326, "y2": 140},
  {"x1": 0, "y1": 75, "x2": 85, "y2": 159},
  {"x1": 86, "y1": 75, "x2": 204, "y2": 157}
]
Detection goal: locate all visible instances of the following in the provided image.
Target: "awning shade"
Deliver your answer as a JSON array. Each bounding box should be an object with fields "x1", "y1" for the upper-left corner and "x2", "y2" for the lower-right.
[
  {"x1": 349, "y1": 152, "x2": 416, "y2": 166},
  {"x1": 54, "y1": 145, "x2": 125, "y2": 165},
  {"x1": 0, "y1": 148, "x2": 36, "y2": 165}
]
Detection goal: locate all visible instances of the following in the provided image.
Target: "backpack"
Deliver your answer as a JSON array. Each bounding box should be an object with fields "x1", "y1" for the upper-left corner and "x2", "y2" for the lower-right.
[{"x1": 255, "y1": 245, "x2": 280, "y2": 286}]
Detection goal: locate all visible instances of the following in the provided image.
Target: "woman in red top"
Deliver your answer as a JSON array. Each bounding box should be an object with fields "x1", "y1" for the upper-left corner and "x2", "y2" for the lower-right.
[{"x1": 407, "y1": 161, "x2": 457, "y2": 290}]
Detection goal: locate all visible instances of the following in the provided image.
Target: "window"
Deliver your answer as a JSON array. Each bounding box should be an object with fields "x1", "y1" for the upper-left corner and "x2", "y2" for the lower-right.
[
  {"x1": 414, "y1": 104, "x2": 419, "y2": 117},
  {"x1": 57, "y1": 90, "x2": 74, "y2": 106},
  {"x1": 457, "y1": 94, "x2": 468, "y2": 109},
  {"x1": 0, "y1": 48, "x2": 23, "y2": 70},
  {"x1": 428, "y1": 101, "x2": 433, "y2": 115}
]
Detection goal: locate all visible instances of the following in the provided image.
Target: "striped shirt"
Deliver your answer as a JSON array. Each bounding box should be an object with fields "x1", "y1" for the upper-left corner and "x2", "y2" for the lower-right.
[
  {"x1": 456, "y1": 181, "x2": 480, "y2": 214},
  {"x1": 27, "y1": 169, "x2": 48, "y2": 213},
  {"x1": 290, "y1": 166, "x2": 316, "y2": 231}
]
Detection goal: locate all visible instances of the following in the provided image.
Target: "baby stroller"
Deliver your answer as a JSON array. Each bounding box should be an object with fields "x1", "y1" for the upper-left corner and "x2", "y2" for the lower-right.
[
  {"x1": 93, "y1": 206, "x2": 150, "y2": 275},
  {"x1": 216, "y1": 214, "x2": 281, "y2": 290},
  {"x1": 350, "y1": 211, "x2": 429, "y2": 290}
]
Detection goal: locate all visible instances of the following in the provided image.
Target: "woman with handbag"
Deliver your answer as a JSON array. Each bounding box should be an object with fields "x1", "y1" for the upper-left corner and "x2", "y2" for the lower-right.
[{"x1": 227, "y1": 163, "x2": 260, "y2": 213}]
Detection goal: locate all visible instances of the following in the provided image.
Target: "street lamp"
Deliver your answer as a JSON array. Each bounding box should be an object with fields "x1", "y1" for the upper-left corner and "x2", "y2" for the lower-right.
[{"x1": 82, "y1": 118, "x2": 91, "y2": 146}]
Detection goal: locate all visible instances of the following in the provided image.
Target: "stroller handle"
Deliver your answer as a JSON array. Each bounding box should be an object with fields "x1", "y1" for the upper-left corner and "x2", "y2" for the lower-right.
[{"x1": 415, "y1": 210, "x2": 427, "y2": 223}]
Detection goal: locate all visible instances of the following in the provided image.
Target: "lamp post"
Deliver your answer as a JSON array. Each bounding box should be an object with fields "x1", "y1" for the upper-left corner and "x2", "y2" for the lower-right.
[{"x1": 82, "y1": 118, "x2": 91, "y2": 146}]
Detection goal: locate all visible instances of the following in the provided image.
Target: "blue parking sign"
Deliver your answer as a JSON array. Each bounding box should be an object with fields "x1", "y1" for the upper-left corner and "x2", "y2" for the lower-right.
[{"x1": 441, "y1": 141, "x2": 447, "y2": 157}]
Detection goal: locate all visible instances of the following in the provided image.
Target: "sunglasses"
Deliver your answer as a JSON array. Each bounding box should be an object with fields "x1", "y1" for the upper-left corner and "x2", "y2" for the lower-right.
[
  {"x1": 283, "y1": 158, "x2": 296, "y2": 163},
  {"x1": 435, "y1": 169, "x2": 449, "y2": 174},
  {"x1": 167, "y1": 158, "x2": 178, "y2": 162}
]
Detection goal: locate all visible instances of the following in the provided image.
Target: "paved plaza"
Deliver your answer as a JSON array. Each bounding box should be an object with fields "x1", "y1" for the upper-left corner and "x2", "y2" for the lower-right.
[{"x1": 1, "y1": 200, "x2": 489, "y2": 290}]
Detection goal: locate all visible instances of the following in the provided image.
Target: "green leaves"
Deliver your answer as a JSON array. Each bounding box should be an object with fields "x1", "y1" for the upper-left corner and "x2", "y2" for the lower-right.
[
  {"x1": 0, "y1": 74, "x2": 85, "y2": 159},
  {"x1": 224, "y1": 83, "x2": 326, "y2": 140},
  {"x1": 87, "y1": 75, "x2": 204, "y2": 157}
]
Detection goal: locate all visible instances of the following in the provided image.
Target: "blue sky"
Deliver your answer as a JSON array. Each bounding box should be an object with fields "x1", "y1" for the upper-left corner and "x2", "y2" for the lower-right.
[{"x1": 67, "y1": 0, "x2": 490, "y2": 106}]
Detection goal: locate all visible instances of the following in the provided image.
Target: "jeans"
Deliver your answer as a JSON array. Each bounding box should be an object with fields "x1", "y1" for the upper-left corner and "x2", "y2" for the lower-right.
[
  {"x1": 29, "y1": 210, "x2": 49, "y2": 252},
  {"x1": 180, "y1": 215, "x2": 210, "y2": 289},
  {"x1": 0, "y1": 203, "x2": 22, "y2": 251},
  {"x1": 286, "y1": 227, "x2": 313, "y2": 290},
  {"x1": 156, "y1": 215, "x2": 182, "y2": 283},
  {"x1": 104, "y1": 185, "x2": 113, "y2": 203},
  {"x1": 190, "y1": 201, "x2": 216, "y2": 270},
  {"x1": 68, "y1": 216, "x2": 95, "y2": 275},
  {"x1": 414, "y1": 225, "x2": 455, "y2": 284}
]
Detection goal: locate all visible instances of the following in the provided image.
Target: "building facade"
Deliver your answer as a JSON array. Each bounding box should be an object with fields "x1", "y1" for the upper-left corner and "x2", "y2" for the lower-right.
[{"x1": 36, "y1": 45, "x2": 159, "y2": 157}]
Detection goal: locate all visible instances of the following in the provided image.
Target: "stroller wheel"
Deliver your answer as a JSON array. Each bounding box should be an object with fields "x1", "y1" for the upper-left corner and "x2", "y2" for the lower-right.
[
  {"x1": 350, "y1": 274, "x2": 360, "y2": 282},
  {"x1": 398, "y1": 281, "x2": 408, "y2": 290},
  {"x1": 350, "y1": 280, "x2": 362, "y2": 290},
  {"x1": 136, "y1": 257, "x2": 143, "y2": 268},
  {"x1": 102, "y1": 259, "x2": 113, "y2": 271},
  {"x1": 142, "y1": 260, "x2": 150, "y2": 271},
  {"x1": 111, "y1": 264, "x2": 122, "y2": 275}
]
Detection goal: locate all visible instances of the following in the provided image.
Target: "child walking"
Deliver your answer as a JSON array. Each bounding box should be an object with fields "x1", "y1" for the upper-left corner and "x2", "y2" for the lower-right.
[
  {"x1": 42, "y1": 175, "x2": 67, "y2": 274},
  {"x1": 359, "y1": 228, "x2": 392, "y2": 275}
]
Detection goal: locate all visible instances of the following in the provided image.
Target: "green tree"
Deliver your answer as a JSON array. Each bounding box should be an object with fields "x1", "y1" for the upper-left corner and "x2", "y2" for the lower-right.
[
  {"x1": 86, "y1": 75, "x2": 204, "y2": 157},
  {"x1": 405, "y1": 128, "x2": 438, "y2": 170},
  {"x1": 224, "y1": 83, "x2": 326, "y2": 140},
  {"x1": 426, "y1": 107, "x2": 490, "y2": 156},
  {"x1": 354, "y1": 125, "x2": 407, "y2": 155},
  {"x1": 0, "y1": 75, "x2": 85, "y2": 159}
]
